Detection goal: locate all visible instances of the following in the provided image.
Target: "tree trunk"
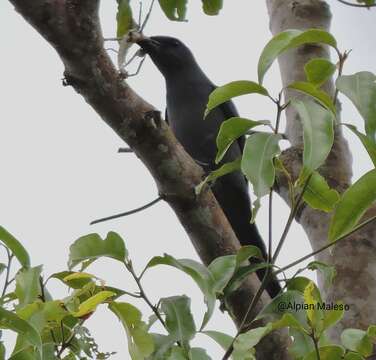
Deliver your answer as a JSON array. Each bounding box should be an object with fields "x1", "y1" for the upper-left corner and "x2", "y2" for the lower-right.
[{"x1": 267, "y1": 0, "x2": 376, "y2": 340}]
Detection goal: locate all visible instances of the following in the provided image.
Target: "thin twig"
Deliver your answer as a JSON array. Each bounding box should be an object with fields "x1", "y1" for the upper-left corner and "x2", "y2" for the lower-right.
[
  {"x1": 138, "y1": 1, "x2": 143, "y2": 28},
  {"x1": 118, "y1": 147, "x2": 134, "y2": 153},
  {"x1": 275, "y1": 215, "x2": 376, "y2": 275},
  {"x1": 56, "y1": 319, "x2": 85, "y2": 357},
  {"x1": 90, "y1": 196, "x2": 163, "y2": 225},
  {"x1": 272, "y1": 175, "x2": 311, "y2": 263},
  {"x1": 333, "y1": 50, "x2": 350, "y2": 104},
  {"x1": 268, "y1": 191, "x2": 273, "y2": 264},
  {"x1": 125, "y1": 261, "x2": 166, "y2": 328},
  {"x1": 126, "y1": 55, "x2": 147, "y2": 77},
  {"x1": 312, "y1": 332, "x2": 321, "y2": 360},
  {"x1": 140, "y1": 0, "x2": 156, "y2": 32}
]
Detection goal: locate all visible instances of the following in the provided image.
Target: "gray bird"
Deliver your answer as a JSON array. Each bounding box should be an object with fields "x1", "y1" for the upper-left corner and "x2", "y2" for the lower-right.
[{"x1": 137, "y1": 35, "x2": 281, "y2": 298}]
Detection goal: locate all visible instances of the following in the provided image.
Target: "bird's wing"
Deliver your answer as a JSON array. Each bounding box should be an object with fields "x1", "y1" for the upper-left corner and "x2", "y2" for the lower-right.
[{"x1": 164, "y1": 108, "x2": 169, "y2": 125}]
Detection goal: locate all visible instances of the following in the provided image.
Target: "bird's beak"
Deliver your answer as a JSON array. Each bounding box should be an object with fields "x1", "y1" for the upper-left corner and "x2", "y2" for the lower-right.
[{"x1": 136, "y1": 36, "x2": 160, "y2": 54}]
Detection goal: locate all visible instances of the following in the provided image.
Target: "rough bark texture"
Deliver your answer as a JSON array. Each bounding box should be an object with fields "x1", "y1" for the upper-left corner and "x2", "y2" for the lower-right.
[
  {"x1": 267, "y1": 0, "x2": 376, "y2": 340},
  {"x1": 8, "y1": 0, "x2": 291, "y2": 358}
]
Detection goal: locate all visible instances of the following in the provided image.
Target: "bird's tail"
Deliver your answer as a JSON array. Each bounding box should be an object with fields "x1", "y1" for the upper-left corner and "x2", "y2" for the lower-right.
[{"x1": 240, "y1": 222, "x2": 282, "y2": 299}]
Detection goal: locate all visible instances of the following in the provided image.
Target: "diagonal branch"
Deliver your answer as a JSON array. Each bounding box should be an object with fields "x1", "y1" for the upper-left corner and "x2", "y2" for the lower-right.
[{"x1": 9, "y1": 0, "x2": 291, "y2": 358}]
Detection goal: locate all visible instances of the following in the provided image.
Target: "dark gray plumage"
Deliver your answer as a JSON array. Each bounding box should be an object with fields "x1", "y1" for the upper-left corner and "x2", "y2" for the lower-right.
[{"x1": 137, "y1": 36, "x2": 281, "y2": 298}]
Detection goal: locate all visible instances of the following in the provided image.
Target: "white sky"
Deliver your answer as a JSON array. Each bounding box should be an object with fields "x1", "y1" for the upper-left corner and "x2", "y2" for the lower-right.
[{"x1": 0, "y1": 1, "x2": 375, "y2": 358}]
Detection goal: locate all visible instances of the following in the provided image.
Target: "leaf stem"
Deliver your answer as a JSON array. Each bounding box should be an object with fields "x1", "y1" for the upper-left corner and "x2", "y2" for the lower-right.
[{"x1": 311, "y1": 332, "x2": 321, "y2": 360}]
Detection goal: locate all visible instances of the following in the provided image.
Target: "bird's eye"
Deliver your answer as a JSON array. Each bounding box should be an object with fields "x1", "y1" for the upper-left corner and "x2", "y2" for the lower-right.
[{"x1": 171, "y1": 40, "x2": 180, "y2": 47}]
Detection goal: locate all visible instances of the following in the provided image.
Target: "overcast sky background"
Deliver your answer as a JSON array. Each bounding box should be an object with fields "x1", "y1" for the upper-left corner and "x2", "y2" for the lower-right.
[{"x1": 0, "y1": 1, "x2": 375, "y2": 358}]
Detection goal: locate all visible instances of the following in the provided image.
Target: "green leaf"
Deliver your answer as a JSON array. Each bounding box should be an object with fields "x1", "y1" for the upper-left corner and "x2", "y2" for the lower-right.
[
  {"x1": 68, "y1": 231, "x2": 127, "y2": 269},
  {"x1": 15, "y1": 266, "x2": 42, "y2": 309},
  {"x1": 63, "y1": 272, "x2": 98, "y2": 283},
  {"x1": 322, "y1": 302, "x2": 344, "y2": 330},
  {"x1": 207, "y1": 256, "x2": 236, "y2": 294},
  {"x1": 146, "y1": 254, "x2": 215, "y2": 329},
  {"x1": 0, "y1": 308, "x2": 42, "y2": 360},
  {"x1": 256, "y1": 290, "x2": 308, "y2": 326},
  {"x1": 343, "y1": 352, "x2": 365, "y2": 360},
  {"x1": 303, "y1": 172, "x2": 340, "y2": 212},
  {"x1": 289, "y1": 328, "x2": 315, "y2": 359},
  {"x1": 215, "y1": 118, "x2": 270, "y2": 163},
  {"x1": 258, "y1": 29, "x2": 337, "y2": 84},
  {"x1": 0, "y1": 342, "x2": 5, "y2": 360},
  {"x1": 303, "y1": 345, "x2": 344, "y2": 360},
  {"x1": 271, "y1": 313, "x2": 306, "y2": 332},
  {"x1": 336, "y1": 72, "x2": 376, "y2": 141},
  {"x1": 9, "y1": 347, "x2": 37, "y2": 360},
  {"x1": 329, "y1": 169, "x2": 376, "y2": 242},
  {"x1": 286, "y1": 276, "x2": 311, "y2": 292},
  {"x1": 72, "y1": 291, "x2": 115, "y2": 318},
  {"x1": 202, "y1": 0, "x2": 223, "y2": 15},
  {"x1": 222, "y1": 246, "x2": 266, "y2": 296},
  {"x1": 109, "y1": 302, "x2": 154, "y2": 359},
  {"x1": 223, "y1": 263, "x2": 270, "y2": 296},
  {"x1": 166, "y1": 347, "x2": 187, "y2": 360},
  {"x1": 189, "y1": 348, "x2": 211, "y2": 360},
  {"x1": 158, "y1": 0, "x2": 188, "y2": 21},
  {"x1": 304, "y1": 58, "x2": 336, "y2": 87},
  {"x1": 288, "y1": 82, "x2": 336, "y2": 115},
  {"x1": 341, "y1": 329, "x2": 373, "y2": 357},
  {"x1": 367, "y1": 324, "x2": 376, "y2": 342},
  {"x1": 235, "y1": 245, "x2": 263, "y2": 266},
  {"x1": 0, "y1": 226, "x2": 30, "y2": 268},
  {"x1": 50, "y1": 271, "x2": 94, "y2": 289},
  {"x1": 206, "y1": 81, "x2": 268, "y2": 117},
  {"x1": 148, "y1": 334, "x2": 176, "y2": 359},
  {"x1": 307, "y1": 261, "x2": 336, "y2": 289},
  {"x1": 303, "y1": 281, "x2": 324, "y2": 332},
  {"x1": 233, "y1": 325, "x2": 272, "y2": 355},
  {"x1": 116, "y1": 0, "x2": 133, "y2": 38},
  {"x1": 40, "y1": 300, "x2": 69, "y2": 323},
  {"x1": 195, "y1": 158, "x2": 241, "y2": 195},
  {"x1": 291, "y1": 99, "x2": 334, "y2": 181},
  {"x1": 201, "y1": 330, "x2": 231, "y2": 351},
  {"x1": 343, "y1": 124, "x2": 376, "y2": 167},
  {"x1": 241, "y1": 133, "x2": 281, "y2": 198},
  {"x1": 161, "y1": 296, "x2": 196, "y2": 351}
]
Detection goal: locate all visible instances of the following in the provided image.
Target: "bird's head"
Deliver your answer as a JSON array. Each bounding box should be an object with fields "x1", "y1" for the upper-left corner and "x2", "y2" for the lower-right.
[{"x1": 136, "y1": 35, "x2": 196, "y2": 77}]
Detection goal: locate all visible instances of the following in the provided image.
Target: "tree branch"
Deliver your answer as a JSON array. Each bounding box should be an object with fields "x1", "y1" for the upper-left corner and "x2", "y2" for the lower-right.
[{"x1": 9, "y1": 0, "x2": 290, "y2": 358}]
